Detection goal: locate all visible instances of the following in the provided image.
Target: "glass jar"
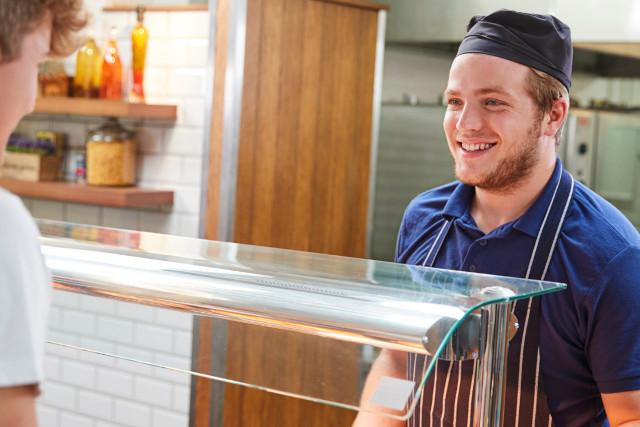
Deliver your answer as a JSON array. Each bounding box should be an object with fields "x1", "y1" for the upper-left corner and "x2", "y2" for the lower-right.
[
  {"x1": 86, "y1": 118, "x2": 136, "y2": 186},
  {"x1": 38, "y1": 60, "x2": 69, "y2": 97}
]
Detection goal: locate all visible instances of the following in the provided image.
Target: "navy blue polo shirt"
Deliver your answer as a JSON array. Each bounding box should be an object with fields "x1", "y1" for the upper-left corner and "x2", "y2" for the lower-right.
[{"x1": 396, "y1": 159, "x2": 640, "y2": 425}]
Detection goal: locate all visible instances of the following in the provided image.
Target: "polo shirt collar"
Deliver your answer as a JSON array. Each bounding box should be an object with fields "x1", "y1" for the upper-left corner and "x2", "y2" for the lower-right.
[
  {"x1": 442, "y1": 181, "x2": 475, "y2": 219},
  {"x1": 441, "y1": 158, "x2": 564, "y2": 238}
]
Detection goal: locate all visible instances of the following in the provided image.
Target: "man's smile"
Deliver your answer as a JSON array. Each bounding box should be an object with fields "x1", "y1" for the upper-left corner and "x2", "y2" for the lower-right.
[{"x1": 459, "y1": 142, "x2": 497, "y2": 152}]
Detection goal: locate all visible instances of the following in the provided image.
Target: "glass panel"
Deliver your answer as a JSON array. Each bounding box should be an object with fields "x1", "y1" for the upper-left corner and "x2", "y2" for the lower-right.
[{"x1": 39, "y1": 220, "x2": 566, "y2": 420}]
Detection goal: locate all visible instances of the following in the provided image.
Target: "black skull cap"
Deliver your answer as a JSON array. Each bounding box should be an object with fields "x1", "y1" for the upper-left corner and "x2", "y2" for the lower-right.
[{"x1": 457, "y1": 9, "x2": 572, "y2": 90}]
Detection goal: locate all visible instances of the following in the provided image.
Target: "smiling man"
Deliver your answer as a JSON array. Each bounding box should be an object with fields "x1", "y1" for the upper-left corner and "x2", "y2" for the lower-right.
[
  {"x1": 0, "y1": 1, "x2": 86, "y2": 426},
  {"x1": 355, "y1": 9, "x2": 640, "y2": 427}
]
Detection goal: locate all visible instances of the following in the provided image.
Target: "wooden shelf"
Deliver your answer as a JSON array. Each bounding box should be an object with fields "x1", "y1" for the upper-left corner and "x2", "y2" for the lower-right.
[
  {"x1": 321, "y1": 0, "x2": 389, "y2": 11},
  {"x1": 0, "y1": 179, "x2": 173, "y2": 208},
  {"x1": 103, "y1": 4, "x2": 208, "y2": 12},
  {"x1": 33, "y1": 97, "x2": 177, "y2": 121}
]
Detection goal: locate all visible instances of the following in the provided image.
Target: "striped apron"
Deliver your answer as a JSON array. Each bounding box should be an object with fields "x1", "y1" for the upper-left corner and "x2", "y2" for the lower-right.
[{"x1": 408, "y1": 169, "x2": 574, "y2": 427}]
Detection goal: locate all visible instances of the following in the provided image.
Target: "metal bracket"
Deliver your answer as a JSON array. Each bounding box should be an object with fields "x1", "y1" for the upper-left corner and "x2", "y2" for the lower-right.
[{"x1": 422, "y1": 311, "x2": 518, "y2": 362}]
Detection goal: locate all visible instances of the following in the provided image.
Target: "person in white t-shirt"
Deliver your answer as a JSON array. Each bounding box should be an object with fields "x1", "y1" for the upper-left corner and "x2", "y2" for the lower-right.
[{"x1": 0, "y1": 2, "x2": 86, "y2": 425}]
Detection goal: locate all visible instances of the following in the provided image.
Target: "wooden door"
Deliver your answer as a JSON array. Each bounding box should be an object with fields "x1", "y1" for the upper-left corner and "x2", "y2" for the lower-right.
[{"x1": 198, "y1": 0, "x2": 387, "y2": 425}]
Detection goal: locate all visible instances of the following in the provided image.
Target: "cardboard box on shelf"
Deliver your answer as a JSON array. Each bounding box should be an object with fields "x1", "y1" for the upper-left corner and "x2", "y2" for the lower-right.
[{"x1": 0, "y1": 152, "x2": 63, "y2": 182}]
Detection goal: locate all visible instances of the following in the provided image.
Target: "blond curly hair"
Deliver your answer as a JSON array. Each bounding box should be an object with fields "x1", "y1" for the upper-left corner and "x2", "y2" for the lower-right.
[{"x1": 0, "y1": 0, "x2": 88, "y2": 64}]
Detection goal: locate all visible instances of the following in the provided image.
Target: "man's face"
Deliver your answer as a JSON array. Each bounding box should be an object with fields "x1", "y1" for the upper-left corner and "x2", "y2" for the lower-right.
[
  {"x1": 0, "y1": 10, "x2": 52, "y2": 161},
  {"x1": 443, "y1": 53, "x2": 544, "y2": 192}
]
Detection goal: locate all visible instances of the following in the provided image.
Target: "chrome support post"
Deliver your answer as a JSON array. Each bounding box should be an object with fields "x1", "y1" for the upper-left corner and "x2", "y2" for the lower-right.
[{"x1": 473, "y1": 302, "x2": 511, "y2": 427}]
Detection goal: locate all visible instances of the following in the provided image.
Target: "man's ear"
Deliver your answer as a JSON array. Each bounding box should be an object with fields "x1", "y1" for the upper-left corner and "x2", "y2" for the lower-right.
[{"x1": 543, "y1": 97, "x2": 569, "y2": 137}]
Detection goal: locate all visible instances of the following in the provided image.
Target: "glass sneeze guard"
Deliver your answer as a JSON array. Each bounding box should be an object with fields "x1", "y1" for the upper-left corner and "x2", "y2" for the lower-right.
[{"x1": 38, "y1": 219, "x2": 566, "y2": 421}]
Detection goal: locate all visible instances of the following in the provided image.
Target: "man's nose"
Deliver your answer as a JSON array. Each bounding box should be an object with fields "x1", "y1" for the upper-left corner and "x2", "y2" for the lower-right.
[{"x1": 456, "y1": 104, "x2": 483, "y2": 132}]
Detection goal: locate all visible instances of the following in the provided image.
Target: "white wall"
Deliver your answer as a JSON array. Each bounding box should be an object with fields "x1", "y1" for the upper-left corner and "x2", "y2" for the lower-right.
[
  {"x1": 382, "y1": 44, "x2": 640, "y2": 107},
  {"x1": 39, "y1": 295, "x2": 193, "y2": 427},
  {"x1": 13, "y1": 4, "x2": 212, "y2": 427},
  {"x1": 381, "y1": 45, "x2": 453, "y2": 104}
]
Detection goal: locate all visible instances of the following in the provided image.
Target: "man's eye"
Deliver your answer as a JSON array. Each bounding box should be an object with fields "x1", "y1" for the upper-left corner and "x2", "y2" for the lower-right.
[
  {"x1": 485, "y1": 99, "x2": 503, "y2": 106},
  {"x1": 447, "y1": 98, "x2": 462, "y2": 106}
]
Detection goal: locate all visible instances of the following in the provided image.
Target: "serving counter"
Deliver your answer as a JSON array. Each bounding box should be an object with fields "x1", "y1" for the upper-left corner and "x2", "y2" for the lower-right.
[{"x1": 38, "y1": 220, "x2": 566, "y2": 425}]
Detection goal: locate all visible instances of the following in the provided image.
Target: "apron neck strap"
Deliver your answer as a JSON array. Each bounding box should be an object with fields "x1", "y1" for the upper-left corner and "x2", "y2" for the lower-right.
[{"x1": 525, "y1": 169, "x2": 574, "y2": 280}]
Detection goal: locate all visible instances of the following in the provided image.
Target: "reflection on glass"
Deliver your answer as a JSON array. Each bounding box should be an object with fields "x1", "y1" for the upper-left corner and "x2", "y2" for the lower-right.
[
  {"x1": 39, "y1": 220, "x2": 565, "y2": 419},
  {"x1": 104, "y1": 0, "x2": 207, "y2": 5}
]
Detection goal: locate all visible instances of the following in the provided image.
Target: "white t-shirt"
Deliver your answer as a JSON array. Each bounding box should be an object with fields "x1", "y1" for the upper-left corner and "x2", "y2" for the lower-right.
[{"x1": 0, "y1": 188, "x2": 50, "y2": 388}]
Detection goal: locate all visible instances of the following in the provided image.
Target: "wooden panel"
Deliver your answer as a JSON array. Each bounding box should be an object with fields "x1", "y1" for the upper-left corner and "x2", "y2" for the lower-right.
[
  {"x1": 0, "y1": 179, "x2": 173, "y2": 208},
  {"x1": 33, "y1": 97, "x2": 177, "y2": 120},
  {"x1": 220, "y1": 0, "x2": 380, "y2": 425},
  {"x1": 230, "y1": 0, "x2": 263, "y2": 245},
  {"x1": 289, "y1": 0, "x2": 323, "y2": 251},
  {"x1": 204, "y1": 0, "x2": 230, "y2": 242},
  {"x1": 315, "y1": 0, "x2": 389, "y2": 11},
  {"x1": 193, "y1": 319, "x2": 213, "y2": 427},
  {"x1": 234, "y1": 2, "x2": 376, "y2": 255}
]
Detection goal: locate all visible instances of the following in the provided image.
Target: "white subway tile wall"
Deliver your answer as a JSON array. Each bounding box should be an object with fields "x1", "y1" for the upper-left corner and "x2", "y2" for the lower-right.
[
  {"x1": 20, "y1": 3, "x2": 211, "y2": 426},
  {"x1": 61, "y1": 413, "x2": 94, "y2": 427},
  {"x1": 42, "y1": 299, "x2": 195, "y2": 427},
  {"x1": 38, "y1": 405, "x2": 60, "y2": 427}
]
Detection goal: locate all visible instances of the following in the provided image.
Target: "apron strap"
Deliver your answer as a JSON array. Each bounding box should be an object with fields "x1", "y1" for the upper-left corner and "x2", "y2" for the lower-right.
[
  {"x1": 526, "y1": 169, "x2": 575, "y2": 280},
  {"x1": 422, "y1": 220, "x2": 452, "y2": 267},
  {"x1": 506, "y1": 169, "x2": 574, "y2": 426}
]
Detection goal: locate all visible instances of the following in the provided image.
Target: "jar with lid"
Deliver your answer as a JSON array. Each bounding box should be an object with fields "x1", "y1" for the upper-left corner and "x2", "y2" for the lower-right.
[{"x1": 86, "y1": 118, "x2": 136, "y2": 186}]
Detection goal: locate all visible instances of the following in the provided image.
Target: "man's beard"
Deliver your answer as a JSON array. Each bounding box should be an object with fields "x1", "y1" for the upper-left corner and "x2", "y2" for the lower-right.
[{"x1": 456, "y1": 120, "x2": 541, "y2": 193}]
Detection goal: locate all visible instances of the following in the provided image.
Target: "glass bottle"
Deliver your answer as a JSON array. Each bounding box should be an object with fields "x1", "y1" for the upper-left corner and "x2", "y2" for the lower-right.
[
  {"x1": 101, "y1": 27, "x2": 123, "y2": 100},
  {"x1": 74, "y1": 37, "x2": 101, "y2": 98},
  {"x1": 130, "y1": 6, "x2": 148, "y2": 102}
]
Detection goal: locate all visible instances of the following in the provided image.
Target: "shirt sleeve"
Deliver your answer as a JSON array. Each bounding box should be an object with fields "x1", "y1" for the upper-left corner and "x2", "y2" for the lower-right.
[
  {"x1": 0, "y1": 193, "x2": 51, "y2": 388},
  {"x1": 586, "y1": 244, "x2": 640, "y2": 393}
]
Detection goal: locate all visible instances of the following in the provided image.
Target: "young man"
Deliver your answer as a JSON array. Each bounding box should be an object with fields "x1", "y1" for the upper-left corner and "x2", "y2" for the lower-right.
[
  {"x1": 0, "y1": 2, "x2": 86, "y2": 426},
  {"x1": 356, "y1": 10, "x2": 640, "y2": 427}
]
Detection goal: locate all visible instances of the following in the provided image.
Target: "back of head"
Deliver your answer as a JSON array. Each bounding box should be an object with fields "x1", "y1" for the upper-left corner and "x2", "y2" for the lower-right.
[
  {"x1": 0, "y1": 0, "x2": 88, "y2": 161},
  {"x1": 0, "y1": 0, "x2": 87, "y2": 64}
]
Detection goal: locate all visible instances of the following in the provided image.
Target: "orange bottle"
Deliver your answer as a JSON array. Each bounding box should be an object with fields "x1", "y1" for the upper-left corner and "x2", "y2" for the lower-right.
[
  {"x1": 101, "y1": 27, "x2": 123, "y2": 100},
  {"x1": 130, "y1": 6, "x2": 149, "y2": 102}
]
